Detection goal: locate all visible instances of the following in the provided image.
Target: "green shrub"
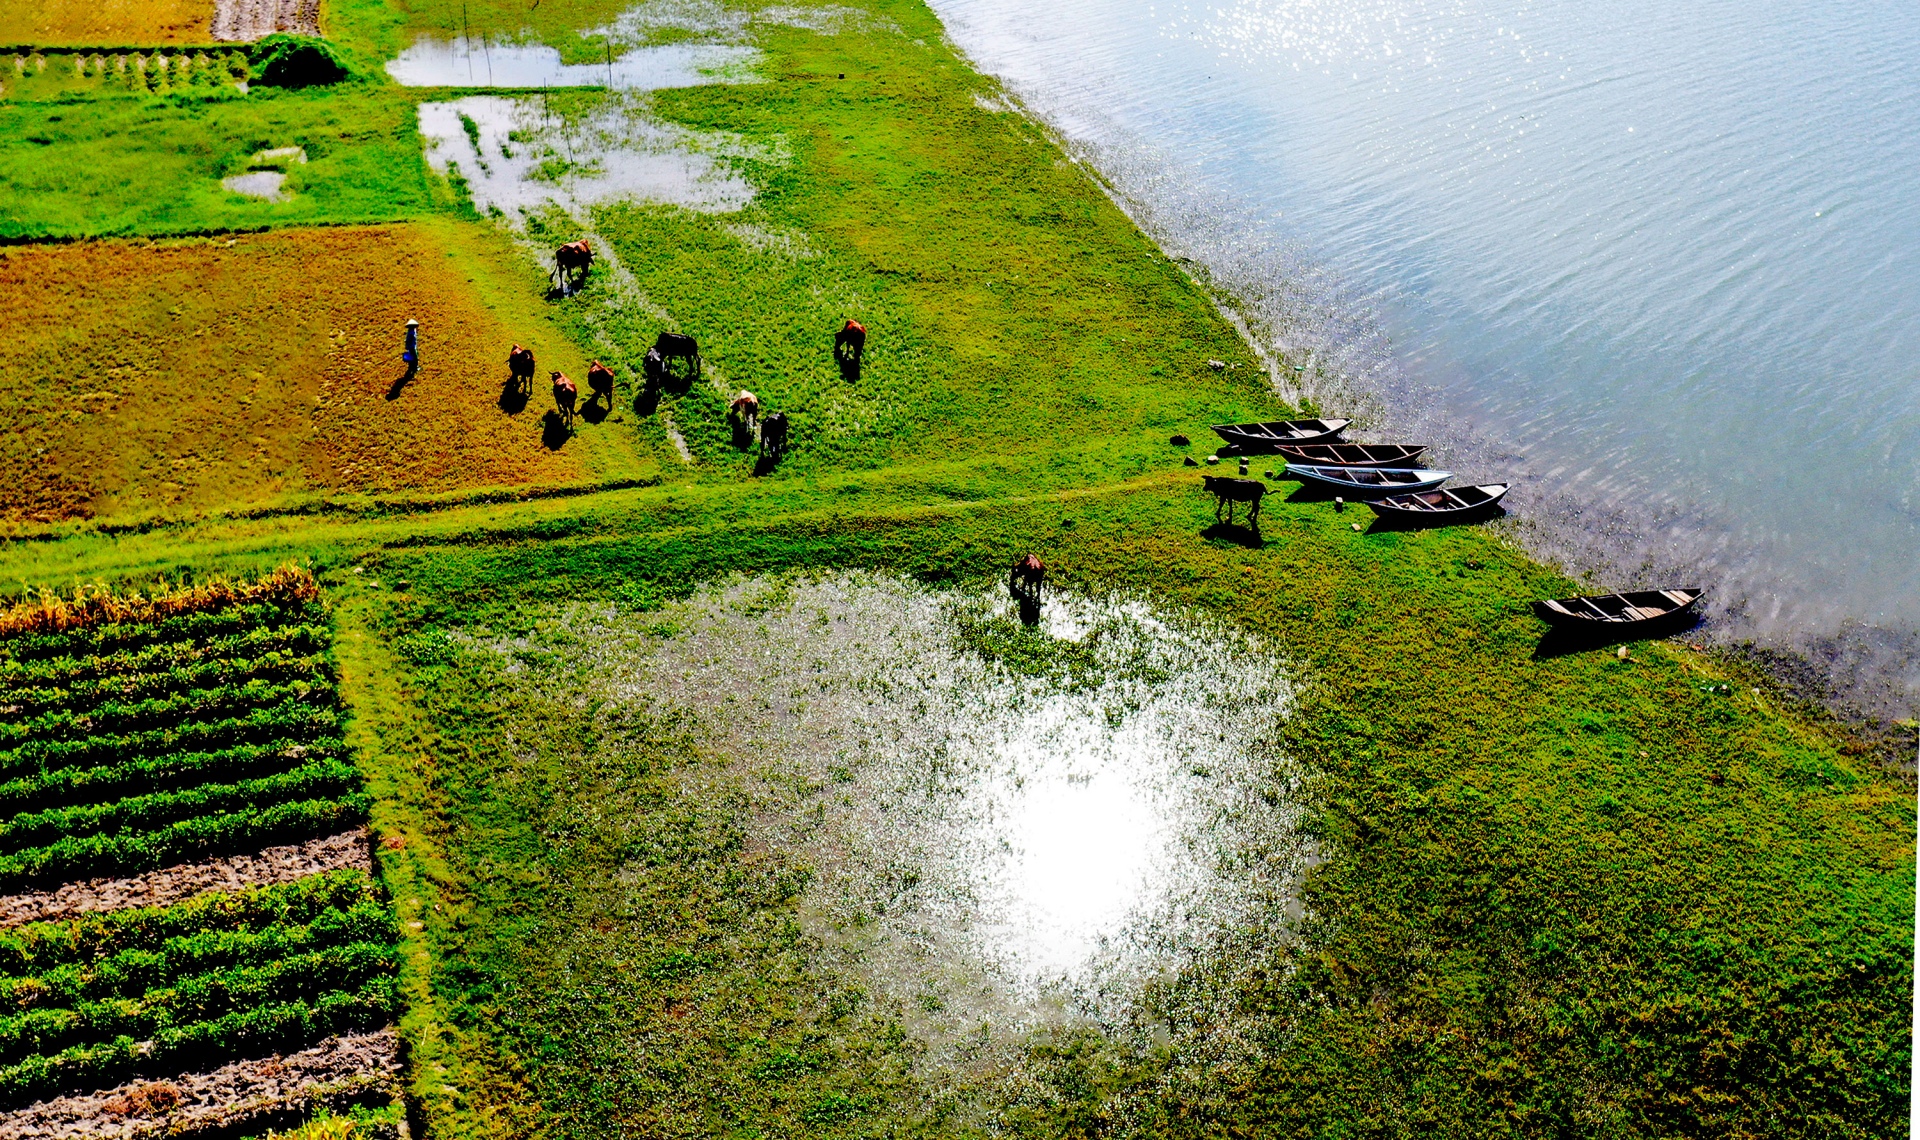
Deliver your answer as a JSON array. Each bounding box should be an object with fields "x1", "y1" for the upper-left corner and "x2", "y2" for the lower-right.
[{"x1": 250, "y1": 36, "x2": 349, "y2": 89}]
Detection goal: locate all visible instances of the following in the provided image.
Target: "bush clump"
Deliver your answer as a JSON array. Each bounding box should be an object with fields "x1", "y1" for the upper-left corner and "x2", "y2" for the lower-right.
[{"x1": 250, "y1": 35, "x2": 349, "y2": 88}]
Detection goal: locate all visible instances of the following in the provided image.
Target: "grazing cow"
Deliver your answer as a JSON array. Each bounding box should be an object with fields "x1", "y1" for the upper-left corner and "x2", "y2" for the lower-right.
[
  {"x1": 553, "y1": 240, "x2": 593, "y2": 292},
  {"x1": 642, "y1": 346, "x2": 666, "y2": 391},
  {"x1": 507, "y1": 344, "x2": 536, "y2": 396},
  {"x1": 551, "y1": 370, "x2": 578, "y2": 424},
  {"x1": 1202, "y1": 475, "x2": 1266, "y2": 527},
  {"x1": 585, "y1": 360, "x2": 617, "y2": 407},
  {"x1": 760, "y1": 411, "x2": 790, "y2": 461},
  {"x1": 729, "y1": 390, "x2": 760, "y2": 432},
  {"x1": 650, "y1": 331, "x2": 701, "y2": 385},
  {"x1": 1009, "y1": 553, "x2": 1045, "y2": 600},
  {"x1": 834, "y1": 319, "x2": 866, "y2": 375}
]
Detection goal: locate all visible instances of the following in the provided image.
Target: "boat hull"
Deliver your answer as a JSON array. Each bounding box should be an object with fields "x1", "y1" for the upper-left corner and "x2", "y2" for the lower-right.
[
  {"x1": 1212, "y1": 419, "x2": 1351, "y2": 452},
  {"x1": 1532, "y1": 588, "x2": 1704, "y2": 628},
  {"x1": 1286, "y1": 464, "x2": 1452, "y2": 498},
  {"x1": 1367, "y1": 483, "x2": 1511, "y2": 519},
  {"x1": 1277, "y1": 442, "x2": 1428, "y2": 467}
]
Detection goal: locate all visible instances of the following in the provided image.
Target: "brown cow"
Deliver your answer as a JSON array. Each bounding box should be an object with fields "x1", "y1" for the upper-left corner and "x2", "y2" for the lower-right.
[
  {"x1": 551, "y1": 370, "x2": 577, "y2": 424},
  {"x1": 553, "y1": 240, "x2": 593, "y2": 293},
  {"x1": 585, "y1": 360, "x2": 617, "y2": 408},
  {"x1": 507, "y1": 344, "x2": 536, "y2": 396},
  {"x1": 834, "y1": 318, "x2": 866, "y2": 378},
  {"x1": 729, "y1": 390, "x2": 760, "y2": 432},
  {"x1": 1009, "y1": 554, "x2": 1045, "y2": 601}
]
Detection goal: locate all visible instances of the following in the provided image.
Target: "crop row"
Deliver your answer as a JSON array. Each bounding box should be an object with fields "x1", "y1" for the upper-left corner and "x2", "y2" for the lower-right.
[
  {"x1": 0, "y1": 794, "x2": 370, "y2": 893},
  {"x1": 1, "y1": 677, "x2": 337, "y2": 749},
  {"x1": 0, "y1": 978, "x2": 394, "y2": 1109},
  {"x1": 0, "y1": 704, "x2": 343, "y2": 781},
  {"x1": 0, "y1": 757, "x2": 360, "y2": 857},
  {"x1": 0, "y1": 738, "x2": 344, "y2": 819},
  {"x1": 0, "y1": 622, "x2": 331, "y2": 699},
  {"x1": 0, "y1": 941, "x2": 394, "y2": 1068},
  {"x1": 0, "y1": 870, "x2": 378, "y2": 977},
  {"x1": 2, "y1": 676, "x2": 337, "y2": 749},
  {"x1": 2, "y1": 648, "x2": 333, "y2": 718},
  {"x1": 0, "y1": 599, "x2": 325, "y2": 664},
  {"x1": 0, "y1": 899, "x2": 393, "y2": 1011}
]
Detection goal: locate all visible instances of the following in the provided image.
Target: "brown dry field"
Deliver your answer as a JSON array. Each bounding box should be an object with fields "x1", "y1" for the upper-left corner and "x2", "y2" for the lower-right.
[
  {"x1": 0, "y1": 0, "x2": 215, "y2": 45},
  {"x1": 0, "y1": 223, "x2": 648, "y2": 526}
]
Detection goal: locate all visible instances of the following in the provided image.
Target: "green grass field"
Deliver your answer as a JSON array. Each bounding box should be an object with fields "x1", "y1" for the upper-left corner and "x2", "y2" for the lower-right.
[{"x1": 0, "y1": 0, "x2": 1910, "y2": 1136}]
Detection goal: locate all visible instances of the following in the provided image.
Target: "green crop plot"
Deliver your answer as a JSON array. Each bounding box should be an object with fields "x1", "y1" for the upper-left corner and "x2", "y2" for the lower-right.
[{"x1": 0, "y1": 569, "x2": 399, "y2": 1109}]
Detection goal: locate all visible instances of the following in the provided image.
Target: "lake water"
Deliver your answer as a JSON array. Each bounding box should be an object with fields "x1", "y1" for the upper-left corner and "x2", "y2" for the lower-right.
[{"x1": 926, "y1": 0, "x2": 1920, "y2": 709}]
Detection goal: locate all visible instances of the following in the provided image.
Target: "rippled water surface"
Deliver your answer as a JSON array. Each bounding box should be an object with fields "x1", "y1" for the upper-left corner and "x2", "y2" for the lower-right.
[{"x1": 927, "y1": 0, "x2": 1920, "y2": 695}]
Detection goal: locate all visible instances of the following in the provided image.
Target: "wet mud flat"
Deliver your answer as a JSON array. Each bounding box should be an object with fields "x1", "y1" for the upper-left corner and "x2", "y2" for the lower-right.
[{"x1": 482, "y1": 572, "x2": 1311, "y2": 1087}]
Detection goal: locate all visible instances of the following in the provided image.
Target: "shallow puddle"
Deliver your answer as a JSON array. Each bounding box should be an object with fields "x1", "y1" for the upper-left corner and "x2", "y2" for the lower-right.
[
  {"x1": 417, "y1": 94, "x2": 764, "y2": 219},
  {"x1": 385, "y1": 36, "x2": 759, "y2": 89},
  {"x1": 221, "y1": 171, "x2": 287, "y2": 201},
  {"x1": 511, "y1": 572, "x2": 1307, "y2": 1059}
]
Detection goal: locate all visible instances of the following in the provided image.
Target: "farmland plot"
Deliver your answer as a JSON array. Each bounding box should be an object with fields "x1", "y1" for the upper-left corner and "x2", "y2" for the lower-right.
[{"x1": 0, "y1": 568, "x2": 402, "y2": 1136}]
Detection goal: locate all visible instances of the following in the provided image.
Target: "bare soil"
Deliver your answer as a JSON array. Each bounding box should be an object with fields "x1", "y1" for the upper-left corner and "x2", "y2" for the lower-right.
[
  {"x1": 0, "y1": 1028, "x2": 400, "y2": 1139},
  {"x1": 209, "y1": 0, "x2": 320, "y2": 41},
  {"x1": 0, "y1": 225, "x2": 611, "y2": 526},
  {"x1": 0, "y1": 0, "x2": 214, "y2": 46},
  {"x1": 0, "y1": 829, "x2": 370, "y2": 927}
]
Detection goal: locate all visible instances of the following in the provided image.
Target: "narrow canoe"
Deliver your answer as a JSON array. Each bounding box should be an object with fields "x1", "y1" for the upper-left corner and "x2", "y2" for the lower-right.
[
  {"x1": 1285, "y1": 464, "x2": 1452, "y2": 497},
  {"x1": 1211, "y1": 419, "x2": 1351, "y2": 451},
  {"x1": 1277, "y1": 442, "x2": 1428, "y2": 468},
  {"x1": 1367, "y1": 482, "x2": 1510, "y2": 519},
  {"x1": 1531, "y1": 588, "x2": 1705, "y2": 628}
]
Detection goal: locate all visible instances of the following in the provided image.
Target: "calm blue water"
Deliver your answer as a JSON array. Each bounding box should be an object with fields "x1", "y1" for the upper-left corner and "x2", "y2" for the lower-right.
[{"x1": 926, "y1": 0, "x2": 1920, "y2": 690}]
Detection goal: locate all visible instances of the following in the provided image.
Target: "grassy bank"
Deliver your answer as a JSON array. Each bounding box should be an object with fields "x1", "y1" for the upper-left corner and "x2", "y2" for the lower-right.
[{"x1": 0, "y1": 0, "x2": 1909, "y2": 1135}]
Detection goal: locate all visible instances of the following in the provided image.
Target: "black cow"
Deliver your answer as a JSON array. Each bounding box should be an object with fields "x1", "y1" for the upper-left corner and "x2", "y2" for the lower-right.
[{"x1": 1202, "y1": 475, "x2": 1266, "y2": 527}]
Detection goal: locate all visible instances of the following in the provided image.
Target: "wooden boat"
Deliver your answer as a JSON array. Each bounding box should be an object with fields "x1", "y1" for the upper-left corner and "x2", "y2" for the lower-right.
[
  {"x1": 1211, "y1": 419, "x2": 1351, "y2": 451},
  {"x1": 1367, "y1": 482, "x2": 1510, "y2": 519},
  {"x1": 1285, "y1": 464, "x2": 1452, "y2": 497},
  {"x1": 1531, "y1": 588, "x2": 1704, "y2": 628},
  {"x1": 1276, "y1": 442, "x2": 1427, "y2": 468}
]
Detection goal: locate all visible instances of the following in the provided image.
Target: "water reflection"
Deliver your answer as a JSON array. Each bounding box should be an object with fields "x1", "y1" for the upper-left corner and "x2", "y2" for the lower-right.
[
  {"x1": 385, "y1": 36, "x2": 759, "y2": 89},
  {"x1": 535, "y1": 573, "x2": 1307, "y2": 1049}
]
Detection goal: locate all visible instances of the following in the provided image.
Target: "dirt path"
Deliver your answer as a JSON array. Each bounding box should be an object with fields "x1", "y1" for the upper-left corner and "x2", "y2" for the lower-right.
[
  {"x1": 209, "y1": 0, "x2": 318, "y2": 41},
  {"x1": 0, "y1": 830, "x2": 370, "y2": 927},
  {"x1": 0, "y1": 1029, "x2": 400, "y2": 1139}
]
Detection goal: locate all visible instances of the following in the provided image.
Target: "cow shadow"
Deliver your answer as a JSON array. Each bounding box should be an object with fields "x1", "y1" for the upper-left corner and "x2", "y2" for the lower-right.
[
  {"x1": 634, "y1": 383, "x2": 660, "y2": 417},
  {"x1": 541, "y1": 411, "x2": 573, "y2": 450},
  {"x1": 753, "y1": 453, "x2": 781, "y2": 477},
  {"x1": 1532, "y1": 612, "x2": 1703, "y2": 660},
  {"x1": 498, "y1": 379, "x2": 529, "y2": 415},
  {"x1": 580, "y1": 399, "x2": 609, "y2": 426},
  {"x1": 1201, "y1": 521, "x2": 1264, "y2": 549}
]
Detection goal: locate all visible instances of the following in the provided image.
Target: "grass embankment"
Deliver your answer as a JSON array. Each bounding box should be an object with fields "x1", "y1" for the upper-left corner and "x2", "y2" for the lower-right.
[
  {"x1": 0, "y1": 219, "x2": 658, "y2": 526},
  {"x1": 0, "y1": 0, "x2": 1909, "y2": 1135},
  {"x1": 344, "y1": 481, "x2": 1912, "y2": 1139},
  {"x1": 0, "y1": 0, "x2": 214, "y2": 48}
]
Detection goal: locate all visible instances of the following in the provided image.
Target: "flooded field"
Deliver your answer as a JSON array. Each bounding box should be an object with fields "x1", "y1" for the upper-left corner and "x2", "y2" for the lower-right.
[
  {"x1": 418, "y1": 93, "x2": 768, "y2": 220},
  {"x1": 487, "y1": 572, "x2": 1309, "y2": 1067},
  {"x1": 386, "y1": 37, "x2": 758, "y2": 90}
]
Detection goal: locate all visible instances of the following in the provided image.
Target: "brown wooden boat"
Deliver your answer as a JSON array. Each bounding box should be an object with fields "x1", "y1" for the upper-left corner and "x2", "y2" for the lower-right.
[
  {"x1": 1211, "y1": 419, "x2": 1350, "y2": 451},
  {"x1": 1277, "y1": 442, "x2": 1427, "y2": 467},
  {"x1": 1532, "y1": 588, "x2": 1704, "y2": 628},
  {"x1": 1367, "y1": 482, "x2": 1509, "y2": 519}
]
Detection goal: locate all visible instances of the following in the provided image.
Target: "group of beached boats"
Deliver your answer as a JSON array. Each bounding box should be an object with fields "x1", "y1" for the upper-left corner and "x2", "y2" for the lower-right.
[{"x1": 1208, "y1": 418, "x2": 1704, "y2": 632}]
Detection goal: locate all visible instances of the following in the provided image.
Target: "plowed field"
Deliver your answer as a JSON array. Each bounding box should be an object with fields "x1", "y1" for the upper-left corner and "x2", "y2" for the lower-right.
[
  {"x1": 0, "y1": 223, "x2": 639, "y2": 526},
  {"x1": 0, "y1": 0, "x2": 215, "y2": 46}
]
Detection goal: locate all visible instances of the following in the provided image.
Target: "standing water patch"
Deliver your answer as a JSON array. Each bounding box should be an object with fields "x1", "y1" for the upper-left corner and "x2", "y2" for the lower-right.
[
  {"x1": 385, "y1": 36, "x2": 758, "y2": 89},
  {"x1": 488, "y1": 573, "x2": 1308, "y2": 1066}
]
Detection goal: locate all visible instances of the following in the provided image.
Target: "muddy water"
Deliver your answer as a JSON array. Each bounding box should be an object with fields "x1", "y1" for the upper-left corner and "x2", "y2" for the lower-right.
[{"x1": 524, "y1": 572, "x2": 1307, "y2": 1059}]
